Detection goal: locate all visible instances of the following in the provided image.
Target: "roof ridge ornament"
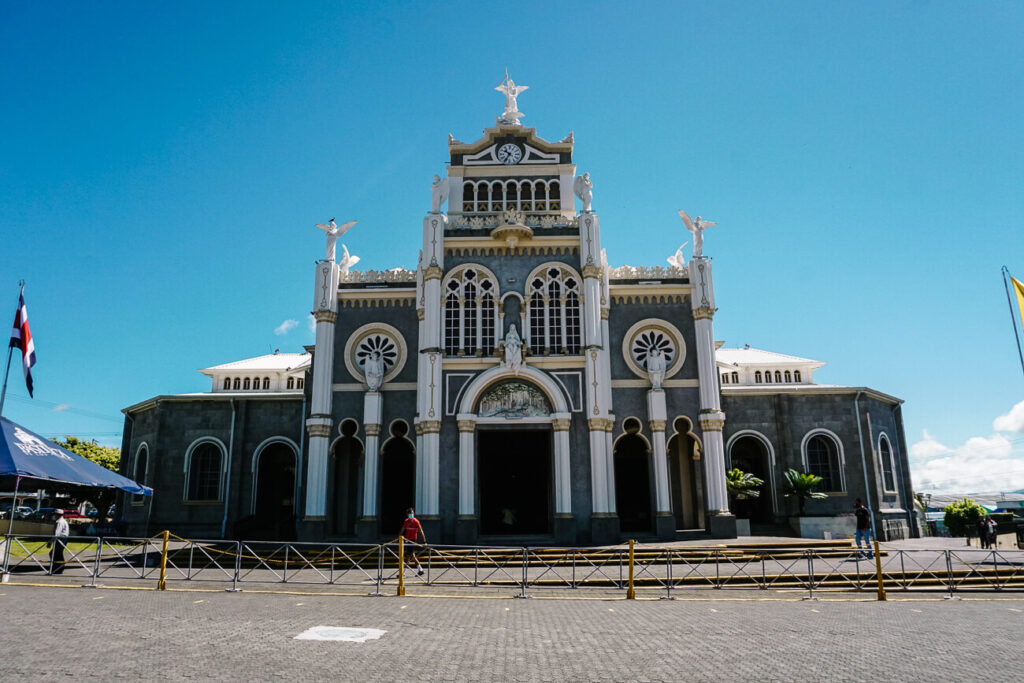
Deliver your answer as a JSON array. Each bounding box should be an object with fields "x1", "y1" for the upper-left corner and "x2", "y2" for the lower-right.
[{"x1": 495, "y1": 69, "x2": 529, "y2": 126}]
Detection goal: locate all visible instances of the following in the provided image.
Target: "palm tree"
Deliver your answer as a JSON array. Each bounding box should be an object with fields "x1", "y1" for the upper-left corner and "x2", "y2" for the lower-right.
[
  {"x1": 782, "y1": 469, "x2": 827, "y2": 516},
  {"x1": 726, "y1": 468, "x2": 764, "y2": 501}
]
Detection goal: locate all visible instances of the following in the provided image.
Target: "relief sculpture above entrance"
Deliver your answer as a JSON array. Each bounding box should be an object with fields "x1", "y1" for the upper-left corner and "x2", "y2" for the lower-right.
[{"x1": 477, "y1": 381, "x2": 551, "y2": 418}]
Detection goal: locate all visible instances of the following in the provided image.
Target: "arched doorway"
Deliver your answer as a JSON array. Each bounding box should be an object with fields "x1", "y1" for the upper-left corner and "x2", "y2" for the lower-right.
[
  {"x1": 614, "y1": 419, "x2": 654, "y2": 535},
  {"x1": 253, "y1": 442, "x2": 296, "y2": 540},
  {"x1": 379, "y1": 421, "x2": 415, "y2": 537},
  {"x1": 729, "y1": 434, "x2": 774, "y2": 524},
  {"x1": 666, "y1": 418, "x2": 702, "y2": 530},
  {"x1": 330, "y1": 419, "x2": 363, "y2": 537},
  {"x1": 478, "y1": 428, "x2": 553, "y2": 535}
]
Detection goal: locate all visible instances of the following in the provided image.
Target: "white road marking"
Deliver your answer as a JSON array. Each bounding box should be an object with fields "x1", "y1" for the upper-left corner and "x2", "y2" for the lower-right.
[
  {"x1": 810, "y1": 609, "x2": 819, "y2": 613},
  {"x1": 1008, "y1": 608, "x2": 1022, "y2": 613},
  {"x1": 294, "y1": 626, "x2": 386, "y2": 642},
  {"x1": 194, "y1": 600, "x2": 204, "y2": 604},
  {"x1": 92, "y1": 596, "x2": 104, "y2": 600}
]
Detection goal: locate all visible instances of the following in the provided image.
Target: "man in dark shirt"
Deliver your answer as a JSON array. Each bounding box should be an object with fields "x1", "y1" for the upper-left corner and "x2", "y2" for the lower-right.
[{"x1": 854, "y1": 499, "x2": 873, "y2": 559}]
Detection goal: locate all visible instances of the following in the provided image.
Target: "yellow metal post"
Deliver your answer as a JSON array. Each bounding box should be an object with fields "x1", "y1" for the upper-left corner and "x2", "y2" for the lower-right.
[
  {"x1": 157, "y1": 530, "x2": 170, "y2": 591},
  {"x1": 626, "y1": 539, "x2": 636, "y2": 600},
  {"x1": 397, "y1": 536, "x2": 406, "y2": 597},
  {"x1": 873, "y1": 539, "x2": 886, "y2": 601}
]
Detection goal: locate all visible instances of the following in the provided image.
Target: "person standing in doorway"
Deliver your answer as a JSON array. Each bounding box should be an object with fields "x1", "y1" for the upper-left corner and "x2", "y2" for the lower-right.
[
  {"x1": 854, "y1": 499, "x2": 873, "y2": 559},
  {"x1": 400, "y1": 507, "x2": 427, "y2": 576},
  {"x1": 48, "y1": 509, "x2": 69, "y2": 574}
]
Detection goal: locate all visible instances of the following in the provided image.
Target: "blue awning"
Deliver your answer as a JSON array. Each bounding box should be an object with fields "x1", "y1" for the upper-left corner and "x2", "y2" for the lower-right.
[{"x1": 0, "y1": 416, "x2": 152, "y2": 496}]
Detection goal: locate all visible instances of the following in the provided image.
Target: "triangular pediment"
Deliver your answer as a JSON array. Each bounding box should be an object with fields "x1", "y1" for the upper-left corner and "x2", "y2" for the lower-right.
[{"x1": 449, "y1": 125, "x2": 572, "y2": 167}]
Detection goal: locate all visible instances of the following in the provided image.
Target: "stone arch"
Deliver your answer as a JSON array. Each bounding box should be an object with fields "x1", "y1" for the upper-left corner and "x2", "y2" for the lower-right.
[
  {"x1": 666, "y1": 417, "x2": 704, "y2": 530},
  {"x1": 800, "y1": 428, "x2": 846, "y2": 492},
  {"x1": 182, "y1": 437, "x2": 228, "y2": 502},
  {"x1": 329, "y1": 419, "x2": 364, "y2": 537},
  {"x1": 458, "y1": 364, "x2": 569, "y2": 416},
  {"x1": 613, "y1": 417, "x2": 654, "y2": 534},
  {"x1": 249, "y1": 437, "x2": 299, "y2": 514},
  {"x1": 726, "y1": 430, "x2": 778, "y2": 520}
]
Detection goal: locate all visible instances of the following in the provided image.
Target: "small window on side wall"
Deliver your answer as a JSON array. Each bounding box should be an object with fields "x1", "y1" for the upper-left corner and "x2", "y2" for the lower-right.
[
  {"x1": 222, "y1": 378, "x2": 230, "y2": 390},
  {"x1": 186, "y1": 443, "x2": 223, "y2": 501},
  {"x1": 233, "y1": 378, "x2": 240, "y2": 390},
  {"x1": 287, "y1": 377, "x2": 295, "y2": 390},
  {"x1": 755, "y1": 371, "x2": 762, "y2": 383},
  {"x1": 263, "y1": 377, "x2": 270, "y2": 390},
  {"x1": 795, "y1": 370, "x2": 802, "y2": 383},
  {"x1": 731, "y1": 372, "x2": 739, "y2": 384},
  {"x1": 296, "y1": 378, "x2": 304, "y2": 389}
]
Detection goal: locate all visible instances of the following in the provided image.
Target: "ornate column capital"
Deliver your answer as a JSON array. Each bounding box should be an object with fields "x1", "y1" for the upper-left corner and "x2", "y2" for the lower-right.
[
  {"x1": 699, "y1": 412, "x2": 726, "y2": 432},
  {"x1": 306, "y1": 423, "x2": 332, "y2": 438},
  {"x1": 692, "y1": 306, "x2": 716, "y2": 321},
  {"x1": 423, "y1": 265, "x2": 444, "y2": 281},
  {"x1": 600, "y1": 308, "x2": 610, "y2": 320},
  {"x1": 364, "y1": 423, "x2": 381, "y2": 437},
  {"x1": 457, "y1": 419, "x2": 476, "y2": 433},
  {"x1": 314, "y1": 310, "x2": 337, "y2": 324},
  {"x1": 648, "y1": 419, "x2": 667, "y2": 433},
  {"x1": 552, "y1": 417, "x2": 571, "y2": 431},
  {"x1": 587, "y1": 417, "x2": 613, "y2": 432},
  {"x1": 419, "y1": 420, "x2": 442, "y2": 434},
  {"x1": 582, "y1": 264, "x2": 603, "y2": 279}
]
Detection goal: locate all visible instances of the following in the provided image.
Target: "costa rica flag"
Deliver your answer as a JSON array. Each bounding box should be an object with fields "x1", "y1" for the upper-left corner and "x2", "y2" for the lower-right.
[{"x1": 9, "y1": 286, "x2": 36, "y2": 397}]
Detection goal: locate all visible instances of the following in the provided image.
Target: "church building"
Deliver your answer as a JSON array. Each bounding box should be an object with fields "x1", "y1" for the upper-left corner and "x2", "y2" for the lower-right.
[{"x1": 119, "y1": 79, "x2": 916, "y2": 545}]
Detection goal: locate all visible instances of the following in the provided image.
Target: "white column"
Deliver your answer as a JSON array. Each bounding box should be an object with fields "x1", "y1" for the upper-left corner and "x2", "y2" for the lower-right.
[
  {"x1": 457, "y1": 417, "x2": 475, "y2": 516},
  {"x1": 588, "y1": 423, "x2": 609, "y2": 513},
  {"x1": 304, "y1": 259, "x2": 339, "y2": 520},
  {"x1": 647, "y1": 390, "x2": 671, "y2": 514},
  {"x1": 691, "y1": 257, "x2": 729, "y2": 514},
  {"x1": 418, "y1": 214, "x2": 445, "y2": 517},
  {"x1": 361, "y1": 391, "x2": 383, "y2": 518},
  {"x1": 604, "y1": 425, "x2": 616, "y2": 513},
  {"x1": 553, "y1": 415, "x2": 572, "y2": 514}
]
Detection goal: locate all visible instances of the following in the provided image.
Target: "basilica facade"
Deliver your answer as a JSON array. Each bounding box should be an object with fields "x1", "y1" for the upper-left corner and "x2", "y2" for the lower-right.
[{"x1": 119, "y1": 85, "x2": 916, "y2": 545}]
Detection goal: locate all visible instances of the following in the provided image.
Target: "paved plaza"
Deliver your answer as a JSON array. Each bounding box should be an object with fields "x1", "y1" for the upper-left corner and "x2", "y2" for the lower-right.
[{"x1": 1, "y1": 582, "x2": 1022, "y2": 681}]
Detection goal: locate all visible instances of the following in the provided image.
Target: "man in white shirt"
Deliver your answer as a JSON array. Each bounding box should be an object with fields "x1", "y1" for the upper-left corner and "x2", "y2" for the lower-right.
[{"x1": 49, "y1": 509, "x2": 70, "y2": 575}]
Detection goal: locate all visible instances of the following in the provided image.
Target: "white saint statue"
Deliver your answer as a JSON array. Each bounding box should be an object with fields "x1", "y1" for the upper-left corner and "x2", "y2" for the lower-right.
[
  {"x1": 646, "y1": 347, "x2": 667, "y2": 390},
  {"x1": 677, "y1": 210, "x2": 717, "y2": 259},
  {"x1": 338, "y1": 244, "x2": 360, "y2": 277},
  {"x1": 430, "y1": 174, "x2": 450, "y2": 213},
  {"x1": 363, "y1": 350, "x2": 384, "y2": 391},
  {"x1": 495, "y1": 71, "x2": 529, "y2": 124},
  {"x1": 314, "y1": 218, "x2": 357, "y2": 262},
  {"x1": 573, "y1": 173, "x2": 594, "y2": 212},
  {"x1": 502, "y1": 324, "x2": 524, "y2": 375}
]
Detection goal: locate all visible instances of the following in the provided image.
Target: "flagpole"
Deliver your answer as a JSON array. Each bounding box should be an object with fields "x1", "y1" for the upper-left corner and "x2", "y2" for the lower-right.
[
  {"x1": 1002, "y1": 266, "x2": 1024, "y2": 379},
  {"x1": 0, "y1": 280, "x2": 24, "y2": 418}
]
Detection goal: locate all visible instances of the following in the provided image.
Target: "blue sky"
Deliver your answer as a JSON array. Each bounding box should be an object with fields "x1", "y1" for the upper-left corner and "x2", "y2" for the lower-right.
[{"x1": 1, "y1": 2, "x2": 1022, "y2": 493}]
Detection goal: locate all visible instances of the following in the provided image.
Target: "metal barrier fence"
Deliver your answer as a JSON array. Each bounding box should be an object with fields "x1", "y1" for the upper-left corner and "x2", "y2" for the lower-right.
[{"x1": 3, "y1": 532, "x2": 1024, "y2": 599}]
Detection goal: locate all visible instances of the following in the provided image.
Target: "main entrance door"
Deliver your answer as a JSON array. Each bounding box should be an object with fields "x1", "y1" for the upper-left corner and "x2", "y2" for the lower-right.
[{"x1": 477, "y1": 429, "x2": 553, "y2": 536}]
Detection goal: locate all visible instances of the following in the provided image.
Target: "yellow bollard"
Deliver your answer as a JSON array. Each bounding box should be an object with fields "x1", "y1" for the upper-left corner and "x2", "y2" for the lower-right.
[
  {"x1": 873, "y1": 538, "x2": 886, "y2": 601},
  {"x1": 626, "y1": 539, "x2": 636, "y2": 600},
  {"x1": 397, "y1": 535, "x2": 406, "y2": 597},
  {"x1": 157, "y1": 530, "x2": 170, "y2": 591}
]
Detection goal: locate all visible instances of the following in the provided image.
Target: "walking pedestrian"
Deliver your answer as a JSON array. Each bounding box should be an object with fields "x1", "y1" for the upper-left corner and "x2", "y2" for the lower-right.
[
  {"x1": 400, "y1": 507, "x2": 427, "y2": 576},
  {"x1": 48, "y1": 509, "x2": 69, "y2": 575},
  {"x1": 977, "y1": 516, "x2": 989, "y2": 549},
  {"x1": 985, "y1": 516, "x2": 998, "y2": 549},
  {"x1": 854, "y1": 499, "x2": 873, "y2": 559}
]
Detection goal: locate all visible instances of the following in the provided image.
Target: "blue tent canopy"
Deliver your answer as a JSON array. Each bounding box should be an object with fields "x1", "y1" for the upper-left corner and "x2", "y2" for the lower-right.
[{"x1": 0, "y1": 416, "x2": 152, "y2": 496}]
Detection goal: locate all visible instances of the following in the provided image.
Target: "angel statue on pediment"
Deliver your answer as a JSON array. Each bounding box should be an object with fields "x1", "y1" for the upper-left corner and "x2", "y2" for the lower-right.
[
  {"x1": 574, "y1": 173, "x2": 594, "y2": 213},
  {"x1": 678, "y1": 210, "x2": 717, "y2": 259},
  {"x1": 315, "y1": 218, "x2": 357, "y2": 262}
]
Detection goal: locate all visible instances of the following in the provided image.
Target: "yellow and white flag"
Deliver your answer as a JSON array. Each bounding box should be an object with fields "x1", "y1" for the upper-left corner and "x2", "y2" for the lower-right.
[{"x1": 1012, "y1": 275, "x2": 1024, "y2": 328}]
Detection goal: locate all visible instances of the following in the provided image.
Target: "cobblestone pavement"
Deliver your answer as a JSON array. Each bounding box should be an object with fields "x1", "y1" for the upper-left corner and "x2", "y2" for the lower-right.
[{"x1": 1, "y1": 585, "x2": 1022, "y2": 681}]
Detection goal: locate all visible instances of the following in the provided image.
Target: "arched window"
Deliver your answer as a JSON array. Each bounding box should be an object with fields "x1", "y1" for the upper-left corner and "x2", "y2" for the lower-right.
[
  {"x1": 222, "y1": 378, "x2": 230, "y2": 390},
  {"x1": 794, "y1": 370, "x2": 802, "y2": 383},
  {"x1": 287, "y1": 376, "x2": 295, "y2": 390},
  {"x1": 731, "y1": 372, "x2": 739, "y2": 384},
  {"x1": 879, "y1": 435, "x2": 896, "y2": 492},
  {"x1": 774, "y1": 371, "x2": 782, "y2": 383},
  {"x1": 233, "y1": 378, "x2": 240, "y2": 390},
  {"x1": 805, "y1": 434, "x2": 840, "y2": 492},
  {"x1": 526, "y1": 265, "x2": 582, "y2": 355},
  {"x1": 132, "y1": 445, "x2": 149, "y2": 503},
  {"x1": 296, "y1": 378, "x2": 304, "y2": 390},
  {"x1": 755, "y1": 371, "x2": 762, "y2": 384},
  {"x1": 784, "y1": 371, "x2": 792, "y2": 383},
  {"x1": 442, "y1": 267, "x2": 499, "y2": 356},
  {"x1": 186, "y1": 442, "x2": 223, "y2": 501},
  {"x1": 243, "y1": 378, "x2": 250, "y2": 390},
  {"x1": 721, "y1": 374, "x2": 729, "y2": 385},
  {"x1": 548, "y1": 181, "x2": 561, "y2": 210},
  {"x1": 262, "y1": 377, "x2": 270, "y2": 390}
]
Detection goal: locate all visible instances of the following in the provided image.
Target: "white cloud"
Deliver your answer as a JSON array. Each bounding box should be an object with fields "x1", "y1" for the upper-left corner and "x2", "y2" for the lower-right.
[
  {"x1": 910, "y1": 426, "x2": 1024, "y2": 494},
  {"x1": 993, "y1": 399, "x2": 1024, "y2": 433},
  {"x1": 274, "y1": 319, "x2": 298, "y2": 336},
  {"x1": 53, "y1": 404, "x2": 71, "y2": 412}
]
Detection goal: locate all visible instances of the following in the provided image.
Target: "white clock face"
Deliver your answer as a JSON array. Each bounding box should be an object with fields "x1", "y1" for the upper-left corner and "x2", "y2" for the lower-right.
[{"x1": 497, "y1": 143, "x2": 523, "y2": 165}]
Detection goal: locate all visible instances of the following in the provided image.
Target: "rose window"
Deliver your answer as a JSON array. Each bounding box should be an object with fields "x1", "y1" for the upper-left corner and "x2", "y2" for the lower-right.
[
  {"x1": 631, "y1": 329, "x2": 676, "y2": 370},
  {"x1": 356, "y1": 334, "x2": 398, "y2": 372}
]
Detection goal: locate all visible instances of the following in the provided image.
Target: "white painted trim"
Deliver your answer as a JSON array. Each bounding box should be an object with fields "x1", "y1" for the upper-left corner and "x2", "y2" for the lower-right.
[
  {"x1": 342, "y1": 322, "x2": 408, "y2": 385},
  {"x1": 725, "y1": 430, "x2": 779, "y2": 514},
  {"x1": 249, "y1": 437, "x2": 300, "y2": 515},
  {"x1": 182, "y1": 437, "x2": 229, "y2": 502},
  {"x1": 799, "y1": 428, "x2": 846, "y2": 492},
  {"x1": 620, "y1": 318, "x2": 688, "y2": 383},
  {"x1": 610, "y1": 378, "x2": 699, "y2": 389},
  {"x1": 333, "y1": 382, "x2": 418, "y2": 392},
  {"x1": 877, "y1": 432, "x2": 898, "y2": 494}
]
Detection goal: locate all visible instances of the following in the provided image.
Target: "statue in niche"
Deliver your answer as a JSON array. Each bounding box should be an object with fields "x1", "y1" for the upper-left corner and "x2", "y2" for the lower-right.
[
  {"x1": 502, "y1": 324, "x2": 523, "y2": 375},
  {"x1": 430, "y1": 174, "x2": 449, "y2": 214},
  {"x1": 677, "y1": 210, "x2": 717, "y2": 259},
  {"x1": 315, "y1": 218, "x2": 357, "y2": 262},
  {"x1": 338, "y1": 244, "x2": 360, "y2": 277},
  {"x1": 363, "y1": 350, "x2": 384, "y2": 391},
  {"x1": 573, "y1": 173, "x2": 594, "y2": 212},
  {"x1": 495, "y1": 71, "x2": 529, "y2": 124},
  {"x1": 646, "y1": 347, "x2": 667, "y2": 390}
]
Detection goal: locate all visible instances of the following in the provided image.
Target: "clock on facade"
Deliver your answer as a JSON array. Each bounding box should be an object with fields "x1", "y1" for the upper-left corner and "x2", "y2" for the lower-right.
[{"x1": 496, "y1": 143, "x2": 523, "y2": 165}]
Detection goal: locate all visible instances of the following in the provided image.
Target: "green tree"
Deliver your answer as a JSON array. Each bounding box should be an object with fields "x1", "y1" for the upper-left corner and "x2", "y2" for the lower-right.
[
  {"x1": 782, "y1": 469, "x2": 828, "y2": 516},
  {"x1": 726, "y1": 468, "x2": 764, "y2": 501},
  {"x1": 52, "y1": 437, "x2": 121, "y2": 520},
  {"x1": 942, "y1": 498, "x2": 986, "y2": 537}
]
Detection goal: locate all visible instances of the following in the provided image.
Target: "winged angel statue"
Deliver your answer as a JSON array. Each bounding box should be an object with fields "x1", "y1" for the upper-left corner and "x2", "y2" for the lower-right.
[
  {"x1": 666, "y1": 243, "x2": 688, "y2": 269},
  {"x1": 573, "y1": 172, "x2": 594, "y2": 213},
  {"x1": 315, "y1": 218, "x2": 357, "y2": 262},
  {"x1": 338, "y1": 244, "x2": 360, "y2": 276},
  {"x1": 677, "y1": 210, "x2": 717, "y2": 259}
]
